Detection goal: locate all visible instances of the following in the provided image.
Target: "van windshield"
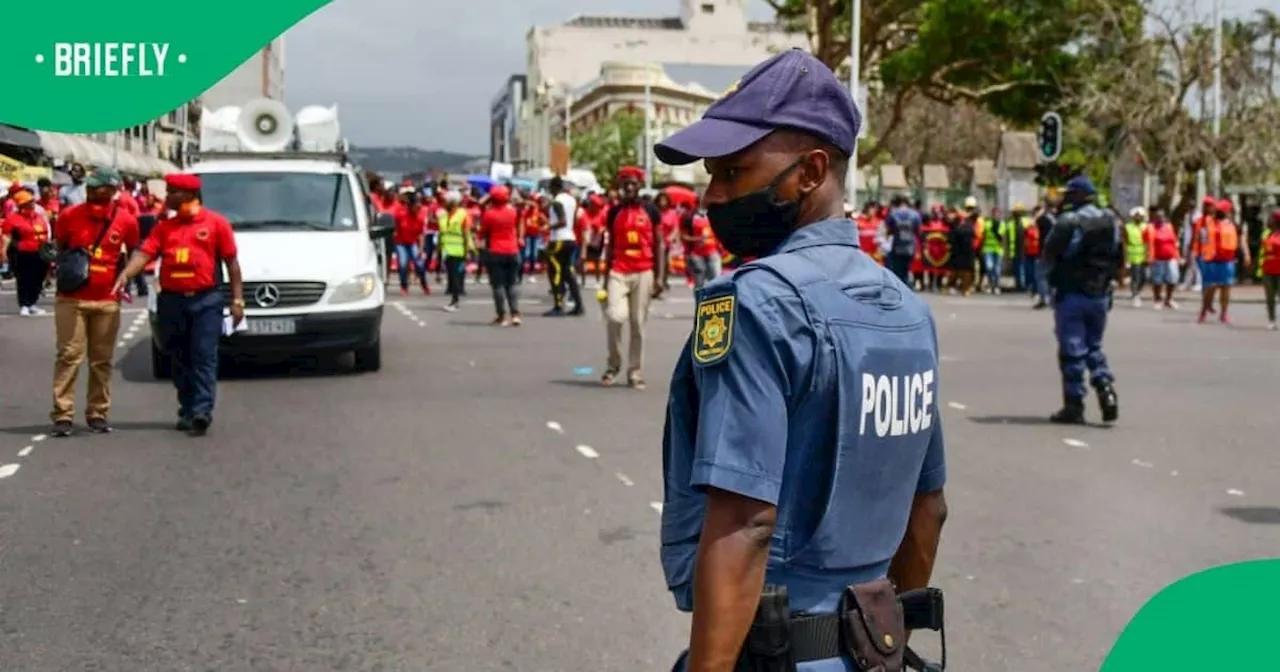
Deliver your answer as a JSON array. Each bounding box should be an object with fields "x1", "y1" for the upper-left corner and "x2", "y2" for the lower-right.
[{"x1": 198, "y1": 172, "x2": 358, "y2": 232}]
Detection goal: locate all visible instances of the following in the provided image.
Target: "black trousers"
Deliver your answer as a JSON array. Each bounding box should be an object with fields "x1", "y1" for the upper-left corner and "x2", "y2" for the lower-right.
[
  {"x1": 545, "y1": 240, "x2": 581, "y2": 310},
  {"x1": 486, "y1": 253, "x2": 520, "y2": 316},
  {"x1": 443, "y1": 255, "x2": 466, "y2": 303},
  {"x1": 13, "y1": 252, "x2": 45, "y2": 308}
]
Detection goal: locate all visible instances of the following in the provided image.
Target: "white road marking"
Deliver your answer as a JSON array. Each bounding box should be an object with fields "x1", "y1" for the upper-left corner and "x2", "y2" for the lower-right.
[
  {"x1": 1170, "y1": 470, "x2": 1179, "y2": 476},
  {"x1": 1062, "y1": 438, "x2": 1088, "y2": 448},
  {"x1": 1227, "y1": 489, "x2": 1245, "y2": 497},
  {"x1": 939, "y1": 355, "x2": 961, "y2": 363},
  {"x1": 0, "y1": 464, "x2": 19, "y2": 478},
  {"x1": 123, "y1": 331, "x2": 134, "y2": 339},
  {"x1": 1071, "y1": 578, "x2": 1085, "y2": 585},
  {"x1": 615, "y1": 473, "x2": 634, "y2": 487},
  {"x1": 575, "y1": 445, "x2": 598, "y2": 459},
  {"x1": 545, "y1": 421, "x2": 563, "y2": 433},
  {"x1": 18, "y1": 446, "x2": 32, "y2": 457},
  {"x1": 650, "y1": 501, "x2": 663, "y2": 513},
  {"x1": 118, "y1": 341, "x2": 127, "y2": 347},
  {"x1": 947, "y1": 402, "x2": 967, "y2": 410},
  {"x1": 1131, "y1": 459, "x2": 1153, "y2": 468},
  {"x1": 31, "y1": 434, "x2": 46, "y2": 442}
]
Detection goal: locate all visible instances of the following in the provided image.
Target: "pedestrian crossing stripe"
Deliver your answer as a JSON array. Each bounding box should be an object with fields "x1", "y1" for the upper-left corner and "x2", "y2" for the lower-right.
[{"x1": 693, "y1": 291, "x2": 735, "y2": 366}]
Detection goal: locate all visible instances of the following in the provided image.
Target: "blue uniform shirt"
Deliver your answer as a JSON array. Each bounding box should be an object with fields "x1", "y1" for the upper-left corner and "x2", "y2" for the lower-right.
[{"x1": 661, "y1": 218, "x2": 947, "y2": 671}]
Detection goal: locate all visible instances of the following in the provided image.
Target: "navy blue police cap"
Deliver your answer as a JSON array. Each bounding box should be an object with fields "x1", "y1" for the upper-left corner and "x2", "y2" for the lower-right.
[{"x1": 654, "y1": 48, "x2": 861, "y2": 166}]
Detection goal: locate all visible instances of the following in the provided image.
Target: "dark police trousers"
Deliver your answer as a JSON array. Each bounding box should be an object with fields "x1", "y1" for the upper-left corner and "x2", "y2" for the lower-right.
[
  {"x1": 157, "y1": 290, "x2": 222, "y2": 418},
  {"x1": 1053, "y1": 292, "x2": 1114, "y2": 399}
]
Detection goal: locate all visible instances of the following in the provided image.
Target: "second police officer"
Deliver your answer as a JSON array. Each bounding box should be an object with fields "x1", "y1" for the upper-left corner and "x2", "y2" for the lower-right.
[
  {"x1": 1041, "y1": 175, "x2": 1121, "y2": 425},
  {"x1": 654, "y1": 48, "x2": 948, "y2": 671},
  {"x1": 114, "y1": 172, "x2": 246, "y2": 436}
]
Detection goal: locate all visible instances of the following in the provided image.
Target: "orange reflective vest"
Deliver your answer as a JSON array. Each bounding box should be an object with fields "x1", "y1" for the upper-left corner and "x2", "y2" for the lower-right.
[{"x1": 1200, "y1": 219, "x2": 1239, "y2": 262}]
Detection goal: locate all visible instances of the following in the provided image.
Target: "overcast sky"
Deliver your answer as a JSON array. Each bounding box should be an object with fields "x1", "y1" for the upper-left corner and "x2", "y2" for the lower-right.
[{"x1": 283, "y1": 0, "x2": 1268, "y2": 155}]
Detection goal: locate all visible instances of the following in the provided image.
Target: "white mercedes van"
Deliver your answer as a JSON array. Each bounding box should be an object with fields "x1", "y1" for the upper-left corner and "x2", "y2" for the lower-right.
[{"x1": 147, "y1": 156, "x2": 393, "y2": 376}]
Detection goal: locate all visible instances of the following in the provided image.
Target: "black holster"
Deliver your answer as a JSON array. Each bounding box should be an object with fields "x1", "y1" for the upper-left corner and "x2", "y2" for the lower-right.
[{"x1": 736, "y1": 584, "x2": 797, "y2": 672}]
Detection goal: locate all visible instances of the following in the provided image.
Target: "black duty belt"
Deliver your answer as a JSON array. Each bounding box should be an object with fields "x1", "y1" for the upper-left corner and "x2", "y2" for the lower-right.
[{"x1": 787, "y1": 613, "x2": 842, "y2": 662}]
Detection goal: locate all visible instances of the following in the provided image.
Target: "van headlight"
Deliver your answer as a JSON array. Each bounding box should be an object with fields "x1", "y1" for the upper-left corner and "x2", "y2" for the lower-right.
[{"x1": 329, "y1": 273, "x2": 377, "y2": 304}]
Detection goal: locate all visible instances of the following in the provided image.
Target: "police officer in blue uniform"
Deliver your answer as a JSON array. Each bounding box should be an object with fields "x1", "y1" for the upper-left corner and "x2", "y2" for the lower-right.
[
  {"x1": 1041, "y1": 176, "x2": 1121, "y2": 425},
  {"x1": 655, "y1": 48, "x2": 949, "y2": 672}
]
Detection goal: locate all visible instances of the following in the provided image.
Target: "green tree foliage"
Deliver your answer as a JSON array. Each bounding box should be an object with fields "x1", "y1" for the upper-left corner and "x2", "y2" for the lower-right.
[
  {"x1": 763, "y1": 0, "x2": 1129, "y2": 163},
  {"x1": 569, "y1": 111, "x2": 644, "y2": 189}
]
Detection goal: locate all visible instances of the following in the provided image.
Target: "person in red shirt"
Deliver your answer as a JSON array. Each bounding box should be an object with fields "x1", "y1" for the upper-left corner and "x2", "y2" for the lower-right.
[
  {"x1": 36, "y1": 178, "x2": 60, "y2": 225},
  {"x1": 1258, "y1": 211, "x2": 1280, "y2": 330},
  {"x1": 577, "y1": 194, "x2": 608, "y2": 286},
  {"x1": 478, "y1": 185, "x2": 523, "y2": 325},
  {"x1": 679, "y1": 200, "x2": 721, "y2": 290},
  {"x1": 2, "y1": 188, "x2": 52, "y2": 315},
  {"x1": 1144, "y1": 207, "x2": 1181, "y2": 310},
  {"x1": 392, "y1": 186, "x2": 430, "y2": 296},
  {"x1": 519, "y1": 195, "x2": 546, "y2": 282},
  {"x1": 601, "y1": 166, "x2": 664, "y2": 389},
  {"x1": 48, "y1": 169, "x2": 140, "y2": 436},
  {"x1": 114, "y1": 173, "x2": 245, "y2": 436},
  {"x1": 117, "y1": 177, "x2": 142, "y2": 218}
]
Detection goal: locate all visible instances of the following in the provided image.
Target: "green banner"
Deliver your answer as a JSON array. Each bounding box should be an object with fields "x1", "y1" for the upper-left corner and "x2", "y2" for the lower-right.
[{"x1": 0, "y1": 0, "x2": 331, "y2": 132}]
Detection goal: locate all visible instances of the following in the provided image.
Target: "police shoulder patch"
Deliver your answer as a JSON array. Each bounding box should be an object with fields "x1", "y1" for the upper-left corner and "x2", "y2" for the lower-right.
[{"x1": 692, "y1": 288, "x2": 736, "y2": 367}]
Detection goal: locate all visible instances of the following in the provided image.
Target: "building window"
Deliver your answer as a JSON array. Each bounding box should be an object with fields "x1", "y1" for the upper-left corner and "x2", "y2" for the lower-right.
[{"x1": 701, "y1": 3, "x2": 714, "y2": 13}]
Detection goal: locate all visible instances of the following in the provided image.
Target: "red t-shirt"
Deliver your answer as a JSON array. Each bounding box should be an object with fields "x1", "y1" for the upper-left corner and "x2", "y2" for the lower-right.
[
  {"x1": 372, "y1": 193, "x2": 398, "y2": 214},
  {"x1": 55, "y1": 204, "x2": 140, "y2": 301},
  {"x1": 686, "y1": 213, "x2": 718, "y2": 257},
  {"x1": 394, "y1": 204, "x2": 428, "y2": 244},
  {"x1": 479, "y1": 204, "x2": 520, "y2": 255},
  {"x1": 1148, "y1": 222, "x2": 1178, "y2": 261},
  {"x1": 523, "y1": 205, "x2": 545, "y2": 239},
  {"x1": 2, "y1": 209, "x2": 51, "y2": 253},
  {"x1": 140, "y1": 208, "x2": 237, "y2": 293},
  {"x1": 38, "y1": 197, "x2": 60, "y2": 221},
  {"x1": 609, "y1": 204, "x2": 656, "y2": 274},
  {"x1": 117, "y1": 191, "x2": 142, "y2": 218},
  {"x1": 577, "y1": 207, "x2": 606, "y2": 247},
  {"x1": 659, "y1": 208, "x2": 680, "y2": 244},
  {"x1": 424, "y1": 202, "x2": 441, "y2": 232},
  {"x1": 1261, "y1": 231, "x2": 1280, "y2": 276}
]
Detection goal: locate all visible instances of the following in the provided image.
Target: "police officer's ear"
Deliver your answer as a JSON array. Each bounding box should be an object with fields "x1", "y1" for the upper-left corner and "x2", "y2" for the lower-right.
[{"x1": 794, "y1": 148, "x2": 830, "y2": 197}]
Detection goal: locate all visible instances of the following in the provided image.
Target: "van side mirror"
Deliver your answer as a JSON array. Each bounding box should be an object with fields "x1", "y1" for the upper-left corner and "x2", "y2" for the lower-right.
[{"x1": 369, "y1": 212, "x2": 395, "y2": 240}]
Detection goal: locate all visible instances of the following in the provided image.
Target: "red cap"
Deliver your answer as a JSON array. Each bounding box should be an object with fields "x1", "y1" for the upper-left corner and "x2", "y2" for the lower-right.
[
  {"x1": 488, "y1": 185, "x2": 510, "y2": 203},
  {"x1": 1216, "y1": 198, "x2": 1232, "y2": 212},
  {"x1": 165, "y1": 173, "x2": 201, "y2": 192},
  {"x1": 616, "y1": 165, "x2": 644, "y2": 181},
  {"x1": 1202, "y1": 196, "x2": 1216, "y2": 206},
  {"x1": 7, "y1": 182, "x2": 22, "y2": 195}
]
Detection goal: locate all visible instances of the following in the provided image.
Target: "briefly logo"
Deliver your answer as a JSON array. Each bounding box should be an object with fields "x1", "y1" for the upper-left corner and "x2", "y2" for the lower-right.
[
  {"x1": 195, "y1": 228, "x2": 209, "y2": 240},
  {"x1": 36, "y1": 43, "x2": 185, "y2": 77},
  {"x1": 254, "y1": 283, "x2": 281, "y2": 308},
  {"x1": 693, "y1": 293, "x2": 736, "y2": 366}
]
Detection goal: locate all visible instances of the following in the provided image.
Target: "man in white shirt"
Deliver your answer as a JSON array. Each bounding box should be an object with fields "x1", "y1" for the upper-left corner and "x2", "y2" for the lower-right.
[{"x1": 544, "y1": 176, "x2": 584, "y2": 316}]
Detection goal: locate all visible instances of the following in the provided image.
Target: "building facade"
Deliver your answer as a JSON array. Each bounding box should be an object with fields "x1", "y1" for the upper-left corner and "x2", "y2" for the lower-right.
[
  {"x1": 489, "y1": 74, "x2": 527, "y2": 167},
  {"x1": 517, "y1": 0, "x2": 805, "y2": 169}
]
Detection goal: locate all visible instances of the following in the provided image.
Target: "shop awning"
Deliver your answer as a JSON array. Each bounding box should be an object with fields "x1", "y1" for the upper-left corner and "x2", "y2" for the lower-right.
[
  {"x1": 0, "y1": 124, "x2": 43, "y2": 152},
  {"x1": 36, "y1": 130, "x2": 173, "y2": 175}
]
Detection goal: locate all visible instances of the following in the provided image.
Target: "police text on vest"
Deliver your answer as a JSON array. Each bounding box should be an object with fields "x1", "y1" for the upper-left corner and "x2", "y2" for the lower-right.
[
  {"x1": 860, "y1": 371, "x2": 934, "y2": 437},
  {"x1": 53, "y1": 43, "x2": 170, "y2": 77}
]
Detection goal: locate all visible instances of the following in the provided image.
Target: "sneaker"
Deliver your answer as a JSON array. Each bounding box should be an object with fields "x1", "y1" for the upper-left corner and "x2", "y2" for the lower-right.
[
  {"x1": 443, "y1": 303, "x2": 458, "y2": 313},
  {"x1": 19, "y1": 306, "x2": 31, "y2": 316},
  {"x1": 29, "y1": 306, "x2": 47, "y2": 316},
  {"x1": 543, "y1": 307, "x2": 565, "y2": 317},
  {"x1": 567, "y1": 305, "x2": 585, "y2": 317},
  {"x1": 1268, "y1": 322, "x2": 1277, "y2": 331},
  {"x1": 492, "y1": 315, "x2": 506, "y2": 326},
  {"x1": 400, "y1": 287, "x2": 409, "y2": 296},
  {"x1": 1166, "y1": 300, "x2": 1179, "y2": 310},
  {"x1": 1131, "y1": 296, "x2": 1142, "y2": 308},
  {"x1": 175, "y1": 417, "x2": 193, "y2": 431},
  {"x1": 86, "y1": 418, "x2": 112, "y2": 433},
  {"x1": 189, "y1": 414, "x2": 211, "y2": 436},
  {"x1": 628, "y1": 375, "x2": 646, "y2": 391},
  {"x1": 51, "y1": 420, "x2": 73, "y2": 437},
  {"x1": 1153, "y1": 302, "x2": 1163, "y2": 311}
]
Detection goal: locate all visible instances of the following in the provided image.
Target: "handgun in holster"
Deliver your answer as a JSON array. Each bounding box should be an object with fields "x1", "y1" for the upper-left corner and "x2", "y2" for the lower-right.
[
  {"x1": 899, "y1": 587, "x2": 946, "y2": 672},
  {"x1": 736, "y1": 584, "x2": 797, "y2": 672}
]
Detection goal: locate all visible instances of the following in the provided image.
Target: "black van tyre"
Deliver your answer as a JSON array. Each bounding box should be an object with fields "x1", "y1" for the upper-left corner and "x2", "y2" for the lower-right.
[
  {"x1": 353, "y1": 342, "x2": 381, "y2": 372},
  {"x1": 151, "y1": 342, "x2": 171, "y2": 379}
]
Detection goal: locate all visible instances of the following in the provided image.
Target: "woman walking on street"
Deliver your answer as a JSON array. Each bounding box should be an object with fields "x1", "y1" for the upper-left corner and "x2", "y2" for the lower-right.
[
  {"x1": 1259, "y1": 211, "x2": 1280, "y2": 331},
  {"x1": 2, "y1": 188, "x2": 52, "y2": 316},
  {"x1": 478, "y1": 185, "x2": 523, "y2": 326}
]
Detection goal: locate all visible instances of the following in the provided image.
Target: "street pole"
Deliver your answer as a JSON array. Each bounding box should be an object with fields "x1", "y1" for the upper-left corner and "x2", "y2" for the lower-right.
[
  {"x1": 1210, "y1": 0, "x2": 1222, "y2": 197},
  {"x1": 643, "y1": 80, "x2": 652, "y2": 189},
  {"x1": 848, "y1": 0, "x2": 861, "y2": 209}
]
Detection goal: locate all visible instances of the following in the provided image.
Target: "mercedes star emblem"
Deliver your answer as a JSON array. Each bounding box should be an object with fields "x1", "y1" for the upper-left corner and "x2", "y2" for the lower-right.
[{"x1": 254, "y1": 283, "x2": 281, "y2": 308}]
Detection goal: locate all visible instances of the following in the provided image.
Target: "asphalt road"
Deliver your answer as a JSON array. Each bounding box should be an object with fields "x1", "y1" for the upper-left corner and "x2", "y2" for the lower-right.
[{"x1": 0, "y1": 276, "x2": 1276, "y2": 671}]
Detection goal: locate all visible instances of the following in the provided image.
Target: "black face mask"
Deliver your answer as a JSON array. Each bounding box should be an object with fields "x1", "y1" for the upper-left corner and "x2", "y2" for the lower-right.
[{"x1": 706, "y1": 158, "x2": 806, "y2": 259}]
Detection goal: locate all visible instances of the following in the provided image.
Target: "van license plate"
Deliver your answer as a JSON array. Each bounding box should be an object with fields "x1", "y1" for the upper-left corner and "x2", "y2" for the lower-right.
[{"x1": 247, "y1": 318, "x2": 297, "y2": 335}]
